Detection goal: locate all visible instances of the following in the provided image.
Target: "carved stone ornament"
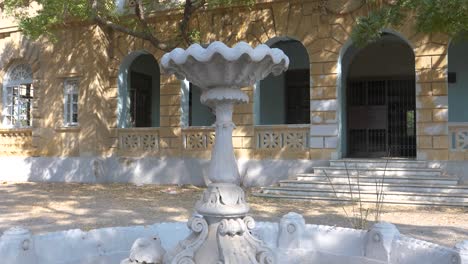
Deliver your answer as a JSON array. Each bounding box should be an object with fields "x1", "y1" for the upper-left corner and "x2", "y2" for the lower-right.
[
  {"x1": 195, "y1": 183, "x2": 250, "y2": 217},
  {"x1": 217, "y1": 216, "x2": 275, "y2": 264},
  {"x1": 365, "y1": 222, "x2": 400, "y2": 262},
  {"x1": 277, "y1": 212, "x2": 306, "y2": 249},
  {"x1": 121, "y1": 236, "x2": 166, "y2": 264},
  {"x1": 163, "y1": 215, "x2": 209, "y2": 264}
]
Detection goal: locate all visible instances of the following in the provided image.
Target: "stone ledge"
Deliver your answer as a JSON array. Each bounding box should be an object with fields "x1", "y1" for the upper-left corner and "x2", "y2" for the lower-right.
[{"x1": 54, "y1": 126, "x2": 81, "y2": 133}]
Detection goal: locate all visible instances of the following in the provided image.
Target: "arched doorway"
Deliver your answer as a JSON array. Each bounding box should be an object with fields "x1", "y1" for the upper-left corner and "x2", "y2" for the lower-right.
[
  {"x1": 257, "y1": 37, "x2": 310, "y2": 125},
  {"x1": 118, "y1": 51, "x2": 160, "y2": 128},
  {"x1": 343, "y1": 33, "x2": 416, "y2": 158}
]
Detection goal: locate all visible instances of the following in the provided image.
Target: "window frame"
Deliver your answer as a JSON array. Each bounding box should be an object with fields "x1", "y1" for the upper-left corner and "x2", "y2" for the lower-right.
[
  {"x1": 63, "y1": 78, "x2": 80, "y2": 127},
  {"x1": 2, "y1": 64, "x2": 34, "y2": 128}
]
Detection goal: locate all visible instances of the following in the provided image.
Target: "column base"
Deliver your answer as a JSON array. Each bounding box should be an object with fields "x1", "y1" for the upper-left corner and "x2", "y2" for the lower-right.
[
  {"x1": 196, "y1": 183, "x2": 250, "y2": 217},
  {"x1": 163, "y1": 183, "x2": 275, "y2": 264}
]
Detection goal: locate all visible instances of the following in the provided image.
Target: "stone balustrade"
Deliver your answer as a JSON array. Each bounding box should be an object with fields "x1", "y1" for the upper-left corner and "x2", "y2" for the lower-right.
[
  {"x1": 255, "y1": 125, "x2": 309, "y2": 150},
  {"x1": 0, "y1": 128, "x2": 34, "y2": 155},
  {"x1": 117, "y1": 128, "x2": 160, "y2": 153},
  {"x1": 182, "y1": 126, "x2": 215, "y2": 150},
  {"x1": 449, "y1": 123, "x2": 468, "y2": 151}
]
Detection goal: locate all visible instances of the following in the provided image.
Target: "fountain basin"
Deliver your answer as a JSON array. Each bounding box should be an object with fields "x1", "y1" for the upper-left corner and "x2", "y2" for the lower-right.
[
  {"x1": 0, "y1": 213, "x2": 464, "y2": 264},
  {"x1": 161, "y1": 41, "x2": 289, "y2": 90}
]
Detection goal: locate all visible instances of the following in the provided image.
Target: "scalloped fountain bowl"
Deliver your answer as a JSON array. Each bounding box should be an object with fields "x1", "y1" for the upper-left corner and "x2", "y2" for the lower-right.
[{"x1": 161, "y1": 41, "x2": 289, "y2": 90}]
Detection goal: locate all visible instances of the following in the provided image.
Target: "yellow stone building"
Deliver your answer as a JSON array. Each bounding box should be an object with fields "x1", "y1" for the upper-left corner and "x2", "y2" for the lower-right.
[{"x1": 0, "y1": 0, "x2": 467, "y2": 186}]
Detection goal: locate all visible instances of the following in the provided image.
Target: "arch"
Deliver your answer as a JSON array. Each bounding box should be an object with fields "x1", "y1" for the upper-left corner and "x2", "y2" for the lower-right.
[
  {"x1": 117, "y1": 51, "x2": 160, "y2": 128},
  {"x1": 180, "y1": 80, "x2": 215, "y2": 127},
  {"x1": 2, "y1": 63, "x2": 34, "y2": 127},
  {"x1": 255, "y1": 37, "x2": 310, "y2": 125},
  {"x1": 448, "y1": 37, "x2": 468, "y2": 122},
  {"x1": 338, "y1": 31, "x2": 416, "y2": 158}
]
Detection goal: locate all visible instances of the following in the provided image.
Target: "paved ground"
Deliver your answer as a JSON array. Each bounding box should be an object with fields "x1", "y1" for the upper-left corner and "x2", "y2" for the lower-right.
[{"x1": 0, "y1": 182, "x2": 466, "y2": 247}]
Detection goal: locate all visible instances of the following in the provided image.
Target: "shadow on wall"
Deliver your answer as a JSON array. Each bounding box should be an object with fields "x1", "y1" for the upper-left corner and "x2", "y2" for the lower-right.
[
  {"x1": 0, "y1": 156, "x2": 329, "y2": 187},
  {"x1": 21, "y1": 157, "x2": 208, "y2": 186}
]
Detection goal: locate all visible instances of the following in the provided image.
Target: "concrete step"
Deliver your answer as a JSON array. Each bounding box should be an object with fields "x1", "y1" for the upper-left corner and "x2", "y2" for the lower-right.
[
  {"x1": 258, "y1": 187, "x2": 468, "y2": 204},
  {"x1": 329, "y1": 159, "x2": 432, "y2": 169},
  {"x1": 255, "y1": 159, "x2": 465, "y2": 207},
  {"x1": 278, "y1": 181, "x2": 468, "y2": 195},
  {"x1": 312, "y1": 167, "x2": 442, "y2": 177},
  {"x1": 252, "y1": 192, "x2": 468, "y2": 207},
  {"x1": 293, "y1": 175, "x2": 459, "y2": 186}
]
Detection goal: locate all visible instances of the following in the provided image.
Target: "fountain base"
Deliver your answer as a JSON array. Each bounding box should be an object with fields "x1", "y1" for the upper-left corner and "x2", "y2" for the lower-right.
[{"x1": 163, "y1": 183, "x2": 274, "y2": 264}]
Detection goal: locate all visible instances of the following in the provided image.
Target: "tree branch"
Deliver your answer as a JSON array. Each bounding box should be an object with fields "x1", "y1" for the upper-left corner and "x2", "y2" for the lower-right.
[
  {"x1": 180, "y1": 0, "x2": 206, "y2": 45},
  {"x1": 89, "y1": 0, "x2": 175, "y2": 51}
]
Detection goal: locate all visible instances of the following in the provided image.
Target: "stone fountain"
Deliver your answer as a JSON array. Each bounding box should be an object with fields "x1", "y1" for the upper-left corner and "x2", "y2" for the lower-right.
[
  {"x1": 0, "y1": 42, "x2": 466, "y2": 264},
  {"x1": 160, "y1": 41, "x2": 289, "y2": 264}
]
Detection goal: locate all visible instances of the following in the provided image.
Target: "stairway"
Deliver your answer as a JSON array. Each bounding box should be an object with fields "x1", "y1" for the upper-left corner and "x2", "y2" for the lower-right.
[{"x1": 254, "y1": 159, "x2": 468, "y2": 207}]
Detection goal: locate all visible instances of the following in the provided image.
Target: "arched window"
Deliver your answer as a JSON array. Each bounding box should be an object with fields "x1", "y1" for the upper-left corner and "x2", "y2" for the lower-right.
[
  {"x1": 2, "y1": 63, "x2": 34, "y2": 127},
  {"x1": 257, "y1": 38, "x2": 310, "y2": 125},
  {"x1": 118, "y1": 52, "x2": 160, "y2": 128},
  {"x1": 448, "y1": 38, "x2": 468, "y2": 122},
  {"x1": 188, "y1": 83, "x2": 215, "y2": 126}
]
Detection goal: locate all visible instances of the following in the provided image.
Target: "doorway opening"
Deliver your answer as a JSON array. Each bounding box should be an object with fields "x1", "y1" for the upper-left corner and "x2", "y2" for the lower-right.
[{"x1": 344, "y1": 33, "x2": 416, "y2": 158}]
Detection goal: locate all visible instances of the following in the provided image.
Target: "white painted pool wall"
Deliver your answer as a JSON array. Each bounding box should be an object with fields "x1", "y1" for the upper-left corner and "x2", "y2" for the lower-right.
[
  {"x1": 0, "y1": 214, "x2": 465, "y2": 264},
  {"x1": 0, "y1": 156, "x2": 467, "y2": 186},
  {"x1": 0, "y1": 156, "x2": 327, "y2": 187},
  {"x1": 3, "y1": 223, "x2": 191, "y2": 264}
]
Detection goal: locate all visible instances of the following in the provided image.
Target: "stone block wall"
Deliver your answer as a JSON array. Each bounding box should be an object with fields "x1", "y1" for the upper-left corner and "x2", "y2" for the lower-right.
[
  {"x1": 0, "y1": 0, "x2": 460, "y2": 163},
  {"x1": 414, "y1": 35, "x2": 450, "y2": 161}
]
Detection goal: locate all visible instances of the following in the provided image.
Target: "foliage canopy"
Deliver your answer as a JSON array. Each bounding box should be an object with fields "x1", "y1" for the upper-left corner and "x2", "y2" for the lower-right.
[
  {"x1": 353, "y1": 0, "x2": 468, "y2": 46},
  {"x1": 2, "y1": 0, "x2": 253, "y2": 51},
  {"x1": 2, "y1": 0, "x2": 468, "y2": 51}
]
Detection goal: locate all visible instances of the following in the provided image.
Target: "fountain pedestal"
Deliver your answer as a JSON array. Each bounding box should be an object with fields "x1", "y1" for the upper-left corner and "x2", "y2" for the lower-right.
[
  {"x1": 160, "y1": 41, "x2": 289, "y2": 264},
  {"x1": 164, "y1": 183, "x2": 273, "y2": 264}
]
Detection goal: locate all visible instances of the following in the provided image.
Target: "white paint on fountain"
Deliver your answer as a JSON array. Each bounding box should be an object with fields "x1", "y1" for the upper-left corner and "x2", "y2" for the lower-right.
[
  {"x1": 0, "y1": 227, "x2": 37, "y2": 264},
  {"x1": 456, "y1": 241, "x2": 468, "y2": 263},
  {"x1": 0, "y1": 216, "x2": 465, "y2": 264},
  {"x1": 159, "y1": 41, "x2": 289, "y2": 264},
  {"x1": 121, "y1": 237, "x2": 166, "y2": 264}
]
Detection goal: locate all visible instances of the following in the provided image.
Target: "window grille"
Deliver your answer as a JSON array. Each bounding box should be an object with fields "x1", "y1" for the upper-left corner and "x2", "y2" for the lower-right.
[
  {"x1": 4, "y1": 84, "x2": 34, "y2": 127},
  {"x1": 3, "y1": 64, "x2": 33, "y2": 127}
]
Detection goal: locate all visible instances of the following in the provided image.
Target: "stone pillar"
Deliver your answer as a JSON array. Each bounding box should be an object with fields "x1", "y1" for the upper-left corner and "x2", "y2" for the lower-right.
[
  {"x1": 208, "y1": 101, "x2": 240, "y2": 185},
  {"x1": 277, "y1": 212, "x2": 305, "y2": 249},
  {"x1": 365, "y1": 222, "x2": 400, "y2": 262},
  {"x1": 455, "y1": 241, "x2": 468, "y2": 264},
  {"x1": 0, "y1": 227, "x2": 37, "y2": 264}
]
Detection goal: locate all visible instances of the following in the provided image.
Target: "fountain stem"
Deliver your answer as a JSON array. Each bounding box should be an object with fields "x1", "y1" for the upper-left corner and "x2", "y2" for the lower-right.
[{"x1": 209, "y1": 101, "x2": 240, "y2": 185}]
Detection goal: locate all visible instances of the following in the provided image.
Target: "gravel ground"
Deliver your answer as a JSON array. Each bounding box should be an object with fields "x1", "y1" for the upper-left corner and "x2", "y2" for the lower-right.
[{"x1": 0, "y1": 182, "x2": 466, "y2": 247}]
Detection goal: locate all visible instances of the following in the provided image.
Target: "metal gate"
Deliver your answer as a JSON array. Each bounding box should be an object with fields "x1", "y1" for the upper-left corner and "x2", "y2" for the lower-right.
[{"x1": 347, "y1": 78, "x2": 416, "y2": 158}]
